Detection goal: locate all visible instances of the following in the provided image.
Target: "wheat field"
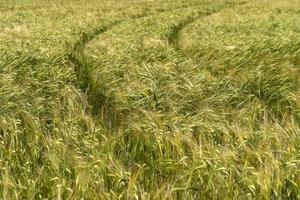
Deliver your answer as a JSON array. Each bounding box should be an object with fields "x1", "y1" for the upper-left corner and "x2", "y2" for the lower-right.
[{"x1": 0, "y1": 0, "x2": 300, "y2": 199}]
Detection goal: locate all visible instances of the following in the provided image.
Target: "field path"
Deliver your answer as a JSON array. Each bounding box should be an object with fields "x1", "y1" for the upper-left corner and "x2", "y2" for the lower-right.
[
  {"x1": 67, "y1": 3, "x2": 205, "y2": 119},
  {"x1": 66, "y1": 1, "x2": 250, "y2": 131}
]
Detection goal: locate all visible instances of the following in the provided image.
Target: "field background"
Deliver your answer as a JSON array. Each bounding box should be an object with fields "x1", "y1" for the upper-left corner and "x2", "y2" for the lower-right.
[{"x1": 1, "y1": 0, "x2": 300, "y2": 199}]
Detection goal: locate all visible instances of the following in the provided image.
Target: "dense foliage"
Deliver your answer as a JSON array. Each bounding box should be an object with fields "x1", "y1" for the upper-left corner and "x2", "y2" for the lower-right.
[{"x1": 0, "y1": 0, "x2": 300, "y2": 199}]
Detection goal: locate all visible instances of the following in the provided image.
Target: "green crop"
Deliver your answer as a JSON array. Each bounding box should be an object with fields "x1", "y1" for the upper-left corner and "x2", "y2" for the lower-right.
[{"x1": 0, "y1": 0, "x2": 300, "y2": 199}]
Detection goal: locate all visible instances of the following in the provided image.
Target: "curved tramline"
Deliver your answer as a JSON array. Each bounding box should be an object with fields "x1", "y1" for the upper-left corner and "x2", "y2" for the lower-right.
[
  {"x1": 68, "y1": 4, "x2": 210, "y2": 133},
  {"x1": 79, "y1": 2, "x2": 236, "y2": 126},
  {"x1": 69, "y1": 1, "x2": 208, "y2": 92},
  {"x1": 69, "y1": 1, "x2": 234, "y2": 121},
  {"x1": 80, "y1": 1, "x2": 245, "y2": 103}
]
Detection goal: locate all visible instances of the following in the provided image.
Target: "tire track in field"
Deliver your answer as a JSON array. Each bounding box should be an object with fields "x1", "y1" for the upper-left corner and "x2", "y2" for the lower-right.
[
  {"x1": 69, "y1": 2, "x2": 207, "y2": 85},
  {"x1": 70, "y1": 1, "x2": 246, "y2": 98},
  {"x1": 68, "y1": 1, "x2": 247, "y2": 130},
  {"x1": 67, "y1": 3, "x2": 205, "y2": 126}
]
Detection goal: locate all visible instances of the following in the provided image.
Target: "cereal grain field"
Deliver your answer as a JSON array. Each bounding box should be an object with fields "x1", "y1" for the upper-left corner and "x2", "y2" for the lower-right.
[{"x1": 1, "y1": 0, "x2": 300, "y2": 199}]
